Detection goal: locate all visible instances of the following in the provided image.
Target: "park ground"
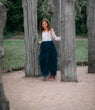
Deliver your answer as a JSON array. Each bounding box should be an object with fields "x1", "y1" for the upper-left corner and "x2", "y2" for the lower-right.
[{"x1": 2, "y1": 66, "x2": 95, "y2": 110}]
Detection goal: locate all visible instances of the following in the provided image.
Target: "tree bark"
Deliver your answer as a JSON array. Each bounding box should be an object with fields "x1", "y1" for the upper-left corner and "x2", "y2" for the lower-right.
[
  {"x1": 87, "y1": 0, "x2": 95, "y2": 73},
  {"x1": 0, "y1": 2, "x2": 9, "y2": 110},
  {"x1": 60, "y1": 0, "x2": 77, "y2": 81},
  {"x1": 22, "y1": 0, "x2": 40, "y2": 77},
  {"x1": 51, "y1": 0, "x2": 61, "y2": 70},
  {"x1": 51, "y1": 0, "x2": 61, "y2": 35},
  {"x1": 0, "y1": 47, "x2": 9, "y2": 110}
]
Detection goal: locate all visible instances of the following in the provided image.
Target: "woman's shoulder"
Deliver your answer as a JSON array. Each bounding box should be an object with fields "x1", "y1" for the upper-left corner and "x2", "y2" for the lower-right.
[
  {"x1": 49, "y1": 28, "x2": 54, "y2": 33},
  {"x1": 50, "y1": 28, "x2": 55, "y2": 34},
  {"x1": 51, "y1": 28, "x2": 55, "y2": 32},
  {"x1": 51, "y1": 28, "x2": 53, "y2": 31}
]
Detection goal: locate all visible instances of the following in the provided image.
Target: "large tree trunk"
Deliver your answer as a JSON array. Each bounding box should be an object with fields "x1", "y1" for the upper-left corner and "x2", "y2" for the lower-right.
[
  {"x1": 22, "y1": 0, "x2": 40, "y2": 77},
  {"x1": 51, "y1": 0, "x2": 61, "y2": 70},
  {"x1": 0, "y1": 2, "x2": 9, "y2": 110},
  {"x1": 60, "y1": 0, "x2": 77, "y2": 81},
  {"x1": 0, "y1": 48, "x2": 9, "y2": 110},
  {"x1": 87, "y1": 0, "x2": 95, "y2": 73}
]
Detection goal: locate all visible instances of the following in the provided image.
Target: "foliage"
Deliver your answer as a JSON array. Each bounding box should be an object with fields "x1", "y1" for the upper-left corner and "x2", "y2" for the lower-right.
[
  {"x1": 37, "y1": 0, "x2": 51, "y2": 30},
  {"x1": 1, "y1": 0, "x2": 87, "y2": 36},
  {"x1": 75, "y1": 0, "x2": 87, "y2": 35},
  {"x1": 1, "y1": 0, "x2": 24, "y2": 33}
]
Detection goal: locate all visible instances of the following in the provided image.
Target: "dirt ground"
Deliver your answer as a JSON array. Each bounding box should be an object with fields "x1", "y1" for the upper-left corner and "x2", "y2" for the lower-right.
[{"x1": 2, "y1": 66, "x2": 95, "y2": 110}]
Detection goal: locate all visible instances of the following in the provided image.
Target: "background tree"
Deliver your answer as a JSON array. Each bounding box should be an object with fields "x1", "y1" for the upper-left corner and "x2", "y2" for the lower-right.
[
  {"x1": 1, "y1": 0, "x2": 87, "y2": 37},
  {"x1": 87, "y1": 0, "x2": 95, "y2": 73},
  {"x1": 1, "y1": 0, "x2": 24, "y2": 33},
  {"x1": 37, "y1": 0, "x2": 51, "y2": 31},
  {"x1": 75, "y1": 0, "x2": 87, "y2": 35},
  {"x1": 51, "y1": 0, "x2": 61, "y2": 70},
  {"x1": 0, "y1": 2, "x2": 9, "y2": 110}
]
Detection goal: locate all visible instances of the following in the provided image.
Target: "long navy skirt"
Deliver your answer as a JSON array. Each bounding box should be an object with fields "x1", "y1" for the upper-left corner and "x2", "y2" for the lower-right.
[{"x1": 39, "y1": 41, "x2": 58, "y2": 78}]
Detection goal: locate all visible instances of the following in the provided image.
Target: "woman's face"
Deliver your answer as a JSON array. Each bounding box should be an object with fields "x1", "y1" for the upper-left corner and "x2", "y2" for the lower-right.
[{"x1": 42, "y1": 21, "x2": 48, "y2": 30}]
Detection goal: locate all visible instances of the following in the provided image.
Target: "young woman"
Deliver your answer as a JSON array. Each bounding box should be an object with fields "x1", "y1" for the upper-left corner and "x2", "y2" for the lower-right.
[{"x1": 38, "y1": 18, "x2": 61, "y2": 81}]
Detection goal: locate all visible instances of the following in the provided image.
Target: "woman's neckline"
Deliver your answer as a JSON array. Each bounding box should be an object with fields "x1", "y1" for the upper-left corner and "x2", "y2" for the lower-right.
[
  {"x1": 43, "y1": 28, "x2": 52, "y2": 32},
  {"x1": 43, "y1": 31, "x2": 50, "y2": 32}
]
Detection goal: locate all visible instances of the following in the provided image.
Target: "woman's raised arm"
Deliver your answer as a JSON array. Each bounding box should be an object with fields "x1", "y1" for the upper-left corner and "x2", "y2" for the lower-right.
[{"x1": 51, "y1": 29, "x2": 61, "y2": 41}]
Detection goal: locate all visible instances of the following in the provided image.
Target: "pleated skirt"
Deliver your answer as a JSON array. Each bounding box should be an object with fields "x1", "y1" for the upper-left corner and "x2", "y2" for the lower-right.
[{"x1": 39, "y1": 41, "x2": 58, "y2": 78}]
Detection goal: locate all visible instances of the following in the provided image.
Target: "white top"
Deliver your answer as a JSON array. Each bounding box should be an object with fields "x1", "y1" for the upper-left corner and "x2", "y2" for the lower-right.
[{"x1": 41, "y1": 29, "x2": 61, "y2": 42}]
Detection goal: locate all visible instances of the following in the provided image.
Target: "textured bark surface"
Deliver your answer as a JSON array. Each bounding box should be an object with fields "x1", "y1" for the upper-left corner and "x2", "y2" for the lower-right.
[
  {"x1": 51, "y1": 0, "x2": 61, "y2": 35},
  {"x1": 0, "y1": 3, "x2": 6, "y2": 47},
  {"x1": 87, "y1": 0, "x2": 95, "y2": 73},
  {"x1": 51, "y1": 0, "x2": 61, "y2": 70},
  {"x1": 22, "y1": 0, "x2": 40, "y2": 77},
  {"x1": 22, "y1": 0, "x2": 77, "y2": 81},
  {"x1": 0, "y1": 2, "x2": 9, "y2": 110},
  {"x1": 60, "y1": 0, "x2": 77, "y2": 81}
]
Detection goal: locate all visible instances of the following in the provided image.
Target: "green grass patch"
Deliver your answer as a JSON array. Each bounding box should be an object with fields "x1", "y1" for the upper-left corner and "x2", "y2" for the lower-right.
[
  {"x1": 3, "y1": 40, "x2": 25, "y2": 69},
  {"x1": 3, "y1": 39, "x2": 88, "y2": 69},
  {"x1": 76, "y1": 40, "x2": 88, "y2": 62}
]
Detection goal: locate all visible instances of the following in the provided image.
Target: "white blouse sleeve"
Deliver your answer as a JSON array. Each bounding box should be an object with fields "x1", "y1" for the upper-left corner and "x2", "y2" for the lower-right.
[{"x1": 51, "y1": 29, "x2": 61, "y2": 41}]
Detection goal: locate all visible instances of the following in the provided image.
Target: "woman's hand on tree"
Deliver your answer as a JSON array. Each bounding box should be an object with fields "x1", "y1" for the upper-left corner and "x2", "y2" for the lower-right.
[{"x1": 38, "y1": 41, "x2": 41, "y2": 45}]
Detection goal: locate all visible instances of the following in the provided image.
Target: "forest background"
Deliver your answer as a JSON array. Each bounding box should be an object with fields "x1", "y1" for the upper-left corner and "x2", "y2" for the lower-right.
[{"x1": 1, "y1": 0, "x2": 87, "y2": 38}]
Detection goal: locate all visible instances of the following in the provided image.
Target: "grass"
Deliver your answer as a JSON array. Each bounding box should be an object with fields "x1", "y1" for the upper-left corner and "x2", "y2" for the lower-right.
[
  {"x1": 76, "y1": 40, "x2": 88, "y2": 62},
  {"x1": 3, "y1": 38, "x2": 88, "y2": 69},
  {"x1": 3, "y1": 40, "x2": 25, "y2": 69}
]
